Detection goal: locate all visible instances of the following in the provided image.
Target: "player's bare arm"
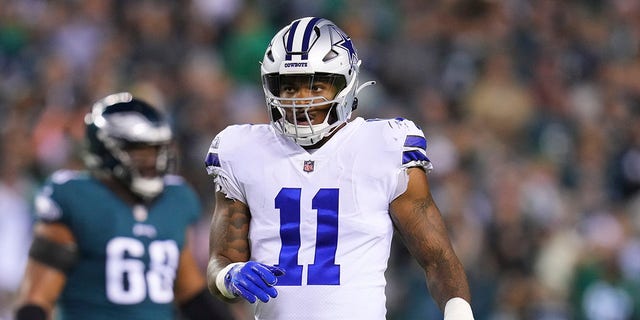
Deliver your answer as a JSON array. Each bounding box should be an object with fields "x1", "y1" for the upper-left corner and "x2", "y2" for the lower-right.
[
  {"x1": 207, "y1": 191, "x2": 283, "y2": 304},
  {"x1": 389, "y1": 167, "x2": 471, "y2": 311},
  {"x1": 207, "y1": 191, "x2": 251, "y2": 300},
  {"x1": 16, "y1": 223, "x2": 76, "y2": 316}
]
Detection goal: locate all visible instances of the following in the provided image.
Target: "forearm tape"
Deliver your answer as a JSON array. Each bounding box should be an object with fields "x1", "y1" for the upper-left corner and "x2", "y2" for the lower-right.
[
  {"x1": 444, "y1": 297, "x2": 474, "y2": 320},
  {"x1": 29, "y1": 236, "x2": 78, "y2": 273},
  {"x1": 180, "y1": 288, "x2": 234, "y2": 320},
  {"x1": 215, "y1": 262, "x2": 242, "y2": 299}
]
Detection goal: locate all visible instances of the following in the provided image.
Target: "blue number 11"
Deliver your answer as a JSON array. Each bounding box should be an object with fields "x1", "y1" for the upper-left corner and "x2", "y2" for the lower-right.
[{"x1": 274, "y1": 188, "x2": 340, "y2": 286}]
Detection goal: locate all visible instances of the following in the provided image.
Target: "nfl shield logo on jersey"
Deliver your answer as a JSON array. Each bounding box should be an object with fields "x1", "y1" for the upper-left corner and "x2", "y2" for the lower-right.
[{"x1": 303, "y1": 160, "x2": 315, "y2": 173}]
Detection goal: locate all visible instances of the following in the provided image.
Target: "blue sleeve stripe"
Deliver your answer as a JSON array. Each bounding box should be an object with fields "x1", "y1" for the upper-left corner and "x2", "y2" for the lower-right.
[
  {"x1": 404, "y1": 135, "x2": 427, "y2": 150},
  {"x1": 402, "y1": 150, "x2": 430, "y2": 164},
  {"x1": 204, "y1": 152, "x2": 220, "y2": 167}
]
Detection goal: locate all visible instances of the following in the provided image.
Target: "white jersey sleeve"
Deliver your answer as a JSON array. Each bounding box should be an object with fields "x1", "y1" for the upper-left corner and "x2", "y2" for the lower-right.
[
  {"x1": 204, "y1": 125, "x2": 249, "y2": 203},
  {"x1": 383, "y1": 118, "x2": 434, "y2": 200},
  {"x1": 392, "y1": 117, "x2": 433, "y2": 172}
]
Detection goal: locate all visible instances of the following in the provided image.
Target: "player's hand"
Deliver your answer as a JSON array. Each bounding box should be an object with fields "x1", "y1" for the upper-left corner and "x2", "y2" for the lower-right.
[{"x1": 223, "y1": 261, "x2": 285, "y2": 303}]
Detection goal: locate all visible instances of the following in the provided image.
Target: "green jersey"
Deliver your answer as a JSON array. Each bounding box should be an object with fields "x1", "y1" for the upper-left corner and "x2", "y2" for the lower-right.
[{"x1": 34, "y1": 170, "x2": 201, "y2": 320}]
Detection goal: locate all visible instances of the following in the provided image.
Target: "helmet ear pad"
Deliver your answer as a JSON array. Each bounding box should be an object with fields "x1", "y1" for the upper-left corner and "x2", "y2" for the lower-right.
[{"x1": 328, "y1": 103, "x2": 339, "y2": 124}]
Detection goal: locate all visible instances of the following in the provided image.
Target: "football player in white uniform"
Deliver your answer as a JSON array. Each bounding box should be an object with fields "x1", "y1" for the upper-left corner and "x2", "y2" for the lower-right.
[{"x1": 205, "y1": 17, "x2": 474, "y2": 320}]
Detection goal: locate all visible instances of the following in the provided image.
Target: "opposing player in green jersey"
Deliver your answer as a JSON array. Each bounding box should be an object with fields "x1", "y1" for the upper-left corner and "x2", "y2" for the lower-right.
[{"x1": 14, "y1": 93, "x2": 233, "y2": 320}]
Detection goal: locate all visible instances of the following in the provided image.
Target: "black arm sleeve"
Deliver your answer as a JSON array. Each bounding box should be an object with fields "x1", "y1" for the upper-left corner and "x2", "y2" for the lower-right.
[
  {"x1": 15, "y1": 304, "x2": 47, "y2": 320},
  {"x1": 28, "y1": 236, "x2": 78, "y2": 273},
  {"x1": 179, "y1": 288, "x2": 234, "y2": 320}
]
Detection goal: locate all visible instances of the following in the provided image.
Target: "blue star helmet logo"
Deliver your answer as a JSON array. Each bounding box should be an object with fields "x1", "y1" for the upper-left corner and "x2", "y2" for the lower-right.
[{"x1": 333, "y1": 26, "x2": 357, "y2": 66}]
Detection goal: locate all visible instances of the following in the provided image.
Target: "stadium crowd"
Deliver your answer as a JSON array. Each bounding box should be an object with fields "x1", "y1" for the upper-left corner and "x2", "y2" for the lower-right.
[{"x1": 2, "y1": 0, "x2": 640, "y2": 319}]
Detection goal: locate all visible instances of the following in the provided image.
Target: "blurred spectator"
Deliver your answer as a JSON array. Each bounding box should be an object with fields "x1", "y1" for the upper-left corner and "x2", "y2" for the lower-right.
[{"x1": 0, "y1": 129, "x2": 37, "y2": 319}]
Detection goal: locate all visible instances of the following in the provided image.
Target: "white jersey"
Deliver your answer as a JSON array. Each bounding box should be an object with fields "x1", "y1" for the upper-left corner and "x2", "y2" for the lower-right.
[{"x1": 205, "y1": 117, "x2": 432, "y2": 320}]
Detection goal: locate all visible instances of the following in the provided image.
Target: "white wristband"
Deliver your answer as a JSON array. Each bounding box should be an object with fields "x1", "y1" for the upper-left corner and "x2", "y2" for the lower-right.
[
  {"x1": 215, "y1": 262, "x2": 244, "y2": 299},
  {"x1": 444, "y1": 297, "x2": 474, "y2": 320}
]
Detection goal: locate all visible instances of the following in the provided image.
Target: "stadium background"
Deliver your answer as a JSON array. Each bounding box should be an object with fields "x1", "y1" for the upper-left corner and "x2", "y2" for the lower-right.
[{"x1": 2, "y1": 0, "x2": 640, "y2": 319}]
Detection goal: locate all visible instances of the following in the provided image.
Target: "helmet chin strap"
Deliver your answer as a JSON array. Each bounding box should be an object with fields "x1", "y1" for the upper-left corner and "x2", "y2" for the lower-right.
[
  {"x1": 284, "y1": 124, "x2": 330, "y2": 146},
  {"x1": 130, "y1": 176, "x2": 164, "y2": 200},
  {"x1": 108, "y1": 146, "x2": 166, "y2": 201}
]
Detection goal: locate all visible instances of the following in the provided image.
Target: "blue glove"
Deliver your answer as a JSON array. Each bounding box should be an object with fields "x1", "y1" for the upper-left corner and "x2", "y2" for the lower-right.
[{"x1": 222, "y1": 261, "x2": 285, "y2": 303}]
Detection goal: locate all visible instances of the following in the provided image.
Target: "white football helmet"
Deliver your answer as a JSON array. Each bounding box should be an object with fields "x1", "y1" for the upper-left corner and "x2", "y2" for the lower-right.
[{"x1": 261, "y1": 17, "x2": 374, "y2": 146}]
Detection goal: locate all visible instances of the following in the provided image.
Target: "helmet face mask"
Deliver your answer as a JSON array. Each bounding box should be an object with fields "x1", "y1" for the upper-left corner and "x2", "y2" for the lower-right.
[
  {"x1": 264, "y1": 73, "x2": 346, "y2": 145},
  {"x1": 84, "y1": 92, "x2": 173, "y2": 200},
  {"x1": 261, "y1": 17, "x2": 361, "y2": 146}
]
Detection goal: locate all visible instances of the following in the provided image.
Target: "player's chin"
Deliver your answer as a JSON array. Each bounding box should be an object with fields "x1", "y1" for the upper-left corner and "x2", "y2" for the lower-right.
[
  {"x1": 288, "y1": 117, "x2": 311, "y2": 125},
  {"x1": 139, "y1": 171, "x2": 160, "y2": 178},
  {"x1": 294, "y1": 115, "x2": 321, "y2": 125}
]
